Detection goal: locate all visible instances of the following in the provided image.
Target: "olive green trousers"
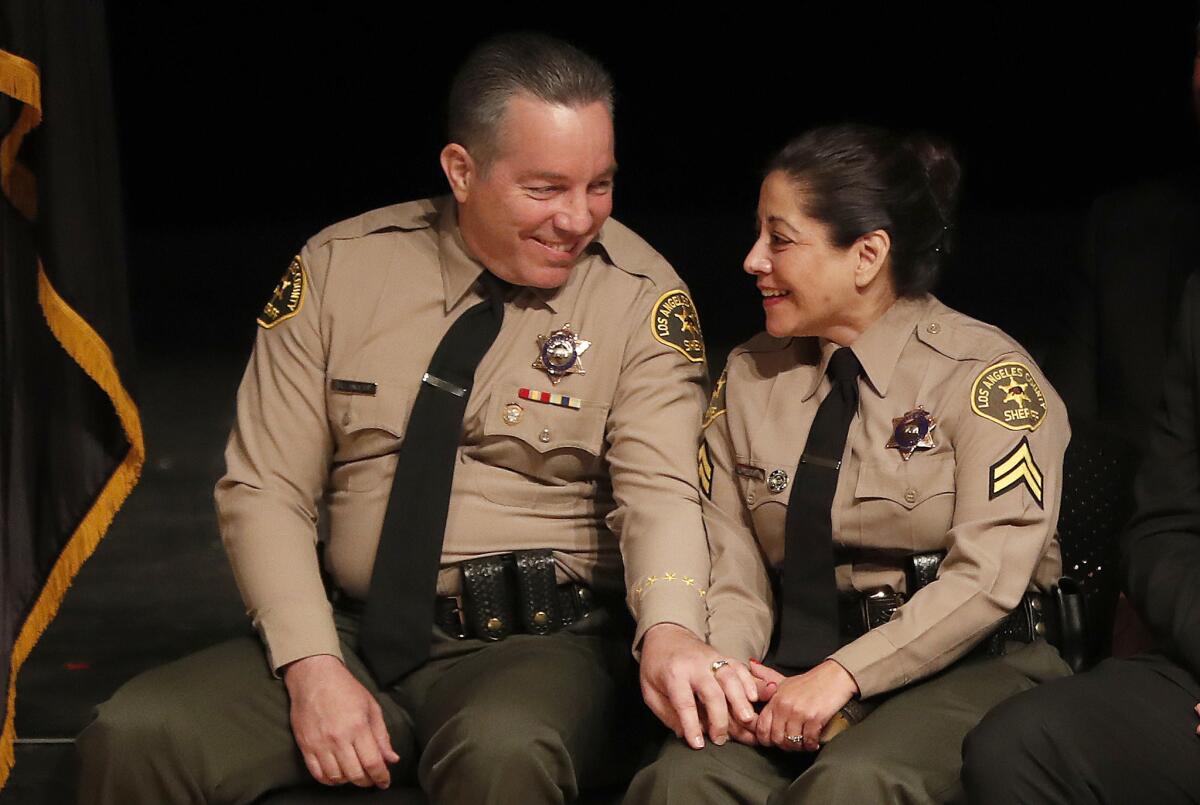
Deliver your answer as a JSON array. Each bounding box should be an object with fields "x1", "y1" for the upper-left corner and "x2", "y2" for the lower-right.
[
  {"x1": 76, "y1": 607, "x2": 637, "y2": 805},
  {"x1": 623, "y1": 640, "x2": 1071, "y2": 805}
]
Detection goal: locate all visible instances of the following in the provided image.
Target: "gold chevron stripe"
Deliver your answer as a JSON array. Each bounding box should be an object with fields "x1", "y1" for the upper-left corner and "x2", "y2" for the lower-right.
[
  {"x1": 989, "y1": 437, "x2": 1043, "y2": 507},
  {"x1": 992, "y1": 441, "x2": 1043, "y2": 489},
  {"x1": 698, "y1": 441, "x2": 713, "y2": 499}
]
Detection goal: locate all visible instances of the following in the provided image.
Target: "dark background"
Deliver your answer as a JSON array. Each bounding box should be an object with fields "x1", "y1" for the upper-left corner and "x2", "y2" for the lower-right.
[
  {"x1": 5, "y1": 7, "x2": 1200, "y2": 802},
  {"x1": 108, "y1": 7, "x2": 1200, "y2": 362}
]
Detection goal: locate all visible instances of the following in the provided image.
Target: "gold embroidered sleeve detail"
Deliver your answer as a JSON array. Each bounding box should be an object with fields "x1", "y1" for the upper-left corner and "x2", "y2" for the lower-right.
[
  {"x1": 971, "y1": 361, "x2": 1047, "y2": 431},
  {"x1": 257, "y1": 256, "x2": 306, "y2": 329},
  {"x1": 989, "y1": 436, "x2": 1045, "y2": 507},
  {"x1": 633, "y1": 571, "x2": 707, "y2": 601},
  {"x1": 651, "y1": 289, "x2": 705, "y2": 363}
]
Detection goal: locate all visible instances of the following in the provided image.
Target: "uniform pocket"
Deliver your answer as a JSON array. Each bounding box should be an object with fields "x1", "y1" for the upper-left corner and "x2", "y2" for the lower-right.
[
  {"x1": 327, "y1": 377, "x2": 414, "y2": 492},
  {"x1": 855, "y1": 455, "x2": 956, "y2": 510},
  {"x1": 472, "y1": 387, "x2": 610, "y2": 509}
]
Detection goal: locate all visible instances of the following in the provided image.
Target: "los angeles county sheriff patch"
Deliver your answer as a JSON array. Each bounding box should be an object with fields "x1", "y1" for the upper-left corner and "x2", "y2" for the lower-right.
[
  {"x1": 652, "y1": 290, "x2": 705, "y2": 363},
  {"x1": 703, "y1": 368, "x2": 727, "y2": 430},
  {"x1": 970, "y1": 361, "x2": 1047, "y2": 432},
  {"x1": 257, "y1": 256, "x2": 306, "y2": 329}
]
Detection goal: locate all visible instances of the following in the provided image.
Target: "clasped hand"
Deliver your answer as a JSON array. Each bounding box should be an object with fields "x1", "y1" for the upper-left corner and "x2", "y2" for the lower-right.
[
  {"x1": 746, "y1": 659, "x2": 859, "y2": 751},
  {"x1": 639, "y1": 623, "x2": 760, "y2": 748}
]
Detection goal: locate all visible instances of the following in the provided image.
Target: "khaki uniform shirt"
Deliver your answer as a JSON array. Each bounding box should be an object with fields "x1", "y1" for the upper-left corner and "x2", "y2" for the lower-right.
[
  {"x1": 216, "y1": 197, "x2": 710, "y2": 672},
  {"x1": 701, "y1": 294, "x2": 1068, "y2": 698}
]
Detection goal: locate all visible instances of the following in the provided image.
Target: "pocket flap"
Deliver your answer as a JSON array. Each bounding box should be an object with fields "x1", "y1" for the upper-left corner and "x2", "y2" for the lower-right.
[
  {"x1": 483, "y1": 388, "x2": 609, "y2": 456},
  {"x1": 855, "y1": 455, "x2": 955, "y2": 510}
]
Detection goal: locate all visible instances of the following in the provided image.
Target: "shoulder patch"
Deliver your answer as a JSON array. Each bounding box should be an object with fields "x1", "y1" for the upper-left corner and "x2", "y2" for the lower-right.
[
  {"x1": 257, "y1": 256, "x2": 306, "y2": 329},
  {"x1": 698, "y1": 440, "x2": 714, "y2": 499},
  {"x1": 703, "y1": 368, "x2": 727, "y2": 430},
  {"x1": 651, "y1": 289, "x2": 705, "y2": 364},
  {"x1": 970, "y1": 361, "x2": 1047, "y2": 432},
  {"x1": 989, "y1": 437, "x2": 1044, "y2": 507}
]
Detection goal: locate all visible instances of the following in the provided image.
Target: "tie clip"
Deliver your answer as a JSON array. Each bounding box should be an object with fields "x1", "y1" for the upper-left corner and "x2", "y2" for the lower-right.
[
  {"x1": 422, "y1": 372, "x2": 466, "y2": 397},
  {"x1": 800, "y1": 453, "x2": 841, "y2": 470}
]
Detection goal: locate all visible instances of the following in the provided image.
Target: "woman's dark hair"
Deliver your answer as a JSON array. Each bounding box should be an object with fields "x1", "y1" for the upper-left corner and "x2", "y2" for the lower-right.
[{"x1": 767, "y1": 124, "x2": 961, "y2": 297}]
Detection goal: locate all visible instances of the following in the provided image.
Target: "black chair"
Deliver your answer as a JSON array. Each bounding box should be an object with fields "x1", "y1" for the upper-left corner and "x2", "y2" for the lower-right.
[{"x1": 1054, "y1": 420, "x2": 1136, "y2": 671}]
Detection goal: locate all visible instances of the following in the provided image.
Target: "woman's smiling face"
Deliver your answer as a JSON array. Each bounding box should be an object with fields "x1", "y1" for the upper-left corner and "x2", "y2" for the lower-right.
[{"x1": 743, "y1": 171, "x2": 863, "y2": 340}]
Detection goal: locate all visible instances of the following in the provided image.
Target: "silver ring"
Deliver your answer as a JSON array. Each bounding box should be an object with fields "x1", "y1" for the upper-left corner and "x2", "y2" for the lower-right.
[
  {"x1": 786, "y1": 734, "x2": 803, "y2": 744},
  {"x1": 710, "y1": 659, "x2": 730, "y2": 674}
]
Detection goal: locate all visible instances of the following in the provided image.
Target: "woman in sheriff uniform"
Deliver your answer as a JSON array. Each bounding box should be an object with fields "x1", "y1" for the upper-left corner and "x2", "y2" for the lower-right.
[{"x1": 624, "y1": 124, "x2": 1073, "y2": 803}]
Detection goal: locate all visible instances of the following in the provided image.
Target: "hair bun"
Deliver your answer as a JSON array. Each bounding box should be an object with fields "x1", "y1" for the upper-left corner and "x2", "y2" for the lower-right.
[{"x1": 903, "y1": 133, "x2": 961, "y2": 225}]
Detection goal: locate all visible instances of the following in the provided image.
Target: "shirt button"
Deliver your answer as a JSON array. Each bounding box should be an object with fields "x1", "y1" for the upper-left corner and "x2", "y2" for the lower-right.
[
  {"x1": 539, "y1": 427, "x2": 551, "y2": 443},
  {"x1": 926, "y1": 322, "x2": 941, "y2": 334},
  {"x1": 746, "y1": 491, "x2": 757, "y2": 505},
  {"x1": 904, "y1": 488, "x2": 917, "y2": 504},
  {"x1": 341, "y1": 413, "x2": 351, "y2": 426}
]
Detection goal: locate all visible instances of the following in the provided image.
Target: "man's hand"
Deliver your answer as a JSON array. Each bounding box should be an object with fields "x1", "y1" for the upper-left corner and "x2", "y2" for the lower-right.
[
  {"x1": 751, "y1": 659, "x2": 858, "y2": 752},
  {"x1": 639, "y1": 623, "x2": 758, "y2": 749},
  {"x1": 283, "y1": 654, "x2": 400, "y2": 788}
]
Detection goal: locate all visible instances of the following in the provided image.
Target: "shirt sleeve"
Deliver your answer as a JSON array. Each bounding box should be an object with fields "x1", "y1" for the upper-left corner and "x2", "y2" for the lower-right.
[
  {"x1": 214, "y1": 241, "x2": 342, "y2": 674},
  {"x1": 831, "y1": 352, "x2": 1070, "y2": 698},
  {"x1": 700, "y1": 364, "x2": 775, "y2": 662},
  {"x1": 605, "y1": 284, "x2": 711, "y2": 651},
  {"x1": 1122, "y1": 276, "x2": 1200, "y2": 678}
]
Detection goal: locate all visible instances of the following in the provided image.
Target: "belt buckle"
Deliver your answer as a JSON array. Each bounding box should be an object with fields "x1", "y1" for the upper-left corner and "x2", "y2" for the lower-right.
[{"x1": 862, "y1": 586, "x2": 904, "y2": 630}]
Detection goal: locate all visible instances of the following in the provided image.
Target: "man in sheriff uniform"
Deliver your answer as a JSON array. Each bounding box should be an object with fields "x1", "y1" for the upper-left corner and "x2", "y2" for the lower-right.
[{"x1": 75, "y1": 33, "x2": 753, "y2": 804}]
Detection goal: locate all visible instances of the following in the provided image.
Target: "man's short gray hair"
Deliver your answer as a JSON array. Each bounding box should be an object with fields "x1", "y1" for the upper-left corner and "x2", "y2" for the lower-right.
[{"x1": 447, "y1": 32, "x2": 614, "y2": 169}]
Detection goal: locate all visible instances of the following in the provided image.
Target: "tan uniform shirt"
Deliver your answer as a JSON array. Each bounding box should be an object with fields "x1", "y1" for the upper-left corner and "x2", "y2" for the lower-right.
[
  {"x1": 216, "y1": 197, "x2": 710, "y2": 672},
  {"x1": 701, "y1": 294, "x2": 1068, "y2": 698}
]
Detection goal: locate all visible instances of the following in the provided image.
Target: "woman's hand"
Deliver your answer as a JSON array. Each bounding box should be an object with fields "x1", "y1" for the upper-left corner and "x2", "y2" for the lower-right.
[{"x1": 750, "y1": 659, "x2": 859, "y2": 752}]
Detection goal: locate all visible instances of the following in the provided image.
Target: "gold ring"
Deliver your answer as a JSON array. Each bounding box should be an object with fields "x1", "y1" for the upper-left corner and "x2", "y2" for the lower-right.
[{"x1": 710, "y1": 659, "x2": 731, "y2": 674}]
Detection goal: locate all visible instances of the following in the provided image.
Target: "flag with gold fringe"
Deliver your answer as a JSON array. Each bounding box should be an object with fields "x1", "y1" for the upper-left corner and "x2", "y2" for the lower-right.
[{"x1": 0, "y1": 0, "x2": 144, "y2": 788}]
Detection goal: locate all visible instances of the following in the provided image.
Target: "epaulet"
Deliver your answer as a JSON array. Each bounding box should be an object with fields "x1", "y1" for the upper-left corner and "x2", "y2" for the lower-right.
[
  {"x1": 591, "y1": 216, "x2": 681, "y2": 288},
  {"x1": 731, "y1": 332, "x2": 795, "y2": 358},
  {"x1": 308, "y1": 197, "x2": 441, "y2": 250},
  {"x1": 914, "y1": 303, "x2": 1029, "y2": 363}
]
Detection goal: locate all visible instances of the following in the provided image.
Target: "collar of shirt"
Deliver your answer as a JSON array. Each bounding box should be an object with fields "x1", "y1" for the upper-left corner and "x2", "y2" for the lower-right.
[
  {"x1": 435, "y1": 199, "x2": 613, "y2": 315},
  {"x1": 801, "y1": 294, "x2": 934, "y2": 401}
]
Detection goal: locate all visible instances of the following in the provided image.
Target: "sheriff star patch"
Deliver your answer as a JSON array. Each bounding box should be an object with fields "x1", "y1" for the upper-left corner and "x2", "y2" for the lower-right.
[
  {"x1": 989, "y1": 437, "x2": 1044, "y2": 508},
  {"x1": 257, "y1": 256, "x2": 306, "y2": 329},
  {"x1": 652, "y1": 290, "x2": 705, "y2": 363},
  {"x1": 971, "y1": 361, "x2": 1047, "y2": 432},
  {"x1": 698, "y1": 440, "x2": 714, "y2": 499},
  {"x1": 703, "y1": 368, "x2": 728, "y2": 430}
]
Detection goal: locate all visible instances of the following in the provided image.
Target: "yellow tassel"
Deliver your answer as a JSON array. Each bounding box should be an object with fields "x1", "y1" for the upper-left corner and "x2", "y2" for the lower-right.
[
  {"x1": 0, "y1": 264, "x2": 145, "y2": 789},
  {"x1": 0, "y1": 50, "x2": 42, "y2": 222}
]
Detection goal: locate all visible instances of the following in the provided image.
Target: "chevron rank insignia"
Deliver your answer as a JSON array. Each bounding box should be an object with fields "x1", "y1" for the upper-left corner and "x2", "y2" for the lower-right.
[
  {"x1": 989, "y1": 437, "x2": 1044, "y2": 508},
  {"x1": 258, "y1": 256, "x2": 306, "y2": 329},
  {"x1": 698, "y1": 440, "x2": 714, "y2": 499}
]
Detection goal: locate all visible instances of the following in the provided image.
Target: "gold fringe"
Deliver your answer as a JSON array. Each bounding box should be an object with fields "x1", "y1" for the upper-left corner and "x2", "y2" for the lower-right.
[
  {"x1": 0, "y1": 50, "x2": 40, "y2": 108},
  {"x1": 0, "y1": 50, "x2": 42, "y2": 222},
  {"x1": 0, "y1": 264, "x2": 146, "y2": 789}
]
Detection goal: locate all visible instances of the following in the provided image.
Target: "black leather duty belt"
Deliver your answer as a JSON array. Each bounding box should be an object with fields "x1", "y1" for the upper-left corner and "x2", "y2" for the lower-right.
[
  {"x1": 334, "y1": 549, "x2": 603, "y2": 643},
  {"x1": 838, "y1": 551, "x2": 1083, "y2": 658}
]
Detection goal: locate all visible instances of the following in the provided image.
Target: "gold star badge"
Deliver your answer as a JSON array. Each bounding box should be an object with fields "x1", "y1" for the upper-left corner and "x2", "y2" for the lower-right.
[{"x1": 533, "y1": 323, "x2": 591, "y2": 384}]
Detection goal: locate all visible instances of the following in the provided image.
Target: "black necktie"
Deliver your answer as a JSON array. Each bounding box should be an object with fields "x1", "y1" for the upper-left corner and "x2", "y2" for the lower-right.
[
  {"x1": 775, "y1": 346, "x2": 862, "y2": 671},
  {"x1": 360, "y1": 271, "x2": 507, "y2": 686}
]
